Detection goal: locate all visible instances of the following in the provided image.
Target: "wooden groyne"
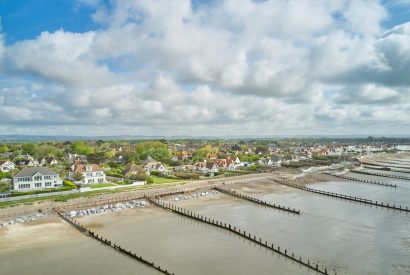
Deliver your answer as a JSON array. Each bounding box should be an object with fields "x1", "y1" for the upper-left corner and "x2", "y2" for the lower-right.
[
  {"x1": 323, "y1": 172, "x2": 396, "y2": 188},
  {"x1": 360, "y1": 161, "x2": 410, "y2": 170},
  {"x1": 375, "y1": 160, "x2": 410, "y2": 166},
  {"x1": 213, "y1": 187, "x2": 301, "y2": 214},
  {"x1": 362, "y1": 164, "x2": 410, "y2": 174},
  {"x1": 55, "y1": 210, "x2": 175, "y2": 275},
  {"x1": 352, "y1": 169, "x2": 410, "y2": 180},
  {"x1": 272, "y1": 178, "x2": 410, "y2": 213},
  {"x1": 145, "y1": 197, "x2": 332, "y2": 275}
]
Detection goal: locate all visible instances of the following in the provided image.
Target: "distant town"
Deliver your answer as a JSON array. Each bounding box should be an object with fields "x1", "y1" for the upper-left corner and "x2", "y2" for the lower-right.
[{"x1": 1, "y1": 137, "x2": 410, "y2": 198}]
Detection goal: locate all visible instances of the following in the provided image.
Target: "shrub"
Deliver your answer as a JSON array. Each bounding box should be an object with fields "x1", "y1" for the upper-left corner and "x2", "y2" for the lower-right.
[
  {"x1": 146, "y1": 176, "x2": 154, "y2": 184},
  {"x1": 174, "y1": 172, "x2": 200, "y2": 180},
  {"x1": 106, "y1": 171, "x2": 124, "y2": 178},
  {"x1": 63, "y1": 180, "x2": 77, "y2": 189}
]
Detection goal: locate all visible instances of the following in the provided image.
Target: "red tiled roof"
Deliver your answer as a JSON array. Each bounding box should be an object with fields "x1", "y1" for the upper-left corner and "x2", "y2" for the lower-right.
[{"x1": 72, "y1": 164, "x2": 102, "y2": 173}]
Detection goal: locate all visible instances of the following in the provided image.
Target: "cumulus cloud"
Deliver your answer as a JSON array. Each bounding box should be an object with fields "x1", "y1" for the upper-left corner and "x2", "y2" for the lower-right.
[{"x1": 1, "y1": 0, "x2": 410, "y2": 135}]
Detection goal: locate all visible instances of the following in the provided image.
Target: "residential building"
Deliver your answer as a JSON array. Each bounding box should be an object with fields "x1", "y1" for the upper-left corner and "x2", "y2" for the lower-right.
[
  {"x1": 13, "y1": 167, "x2": 62, "y2": 191},
  {"x1": 69, "y1": 164, "x2": 106, "y2": 184},
  {"x1": 0, "y1": 160, "x2": 15, "y2": 172},
  {"x1": 15, "y1": 159, "x2": 35, "y2": 167}
]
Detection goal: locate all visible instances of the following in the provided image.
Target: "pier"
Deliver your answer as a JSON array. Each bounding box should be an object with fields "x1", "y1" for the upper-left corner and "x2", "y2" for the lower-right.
[
  {"x1": 272, "y1": 178, "x2": 410, "y2": 213},
  {"x1": 55, "y1": 209, "x2": 175, "y2": 275},
  {"x1": 213, "y1": 186, "x2": 301, "y2": 214},
  {"x1": 145, "y1": 196, "x2": 332, "y2": 275}
]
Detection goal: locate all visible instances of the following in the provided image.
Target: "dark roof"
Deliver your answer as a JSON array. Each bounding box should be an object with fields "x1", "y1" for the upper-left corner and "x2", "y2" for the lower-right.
[
  {"x1": 15, "y1": 167, "x2": 58, "y2": 177},
  {"x1": 15, "y1": 160, "x2": 32, "y2": 166}
]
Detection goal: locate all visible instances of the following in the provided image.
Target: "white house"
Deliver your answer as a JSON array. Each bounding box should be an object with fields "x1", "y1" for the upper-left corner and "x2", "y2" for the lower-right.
[
  {"x1": 69, "y1": 164, "x2": 106, "y2": 185},
  {"x1": 13, "y1": 167, "x2": 62, "y2": 191},
  {"x1": 0, "y1": 160, "x2": 15, "y2": 172},
  {"x1": 144, "y1": 162, "x2": 168, "y2": 175}
]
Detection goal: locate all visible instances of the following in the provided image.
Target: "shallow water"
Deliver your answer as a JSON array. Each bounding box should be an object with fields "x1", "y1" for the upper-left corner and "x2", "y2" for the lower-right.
[
  {"x1": 79, "y1": 207, "x2": 317, "y2": 275},
  {"x1": 181, "y1": 181, "x2": 410, "y2": 275},
  {"x1": 311, "y1": 180, "x2": 410, "y2": 207}
]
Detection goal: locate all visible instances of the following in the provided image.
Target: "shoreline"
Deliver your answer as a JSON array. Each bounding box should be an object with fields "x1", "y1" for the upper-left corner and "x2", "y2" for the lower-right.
[{"x1": 0, "y1": 171, "x2": 338, "y2": 224}]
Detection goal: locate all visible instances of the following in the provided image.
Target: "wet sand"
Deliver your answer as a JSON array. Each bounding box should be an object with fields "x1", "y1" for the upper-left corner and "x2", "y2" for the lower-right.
[{"x1": 0, "y1": 216, "x2": 162, "y2": 275}]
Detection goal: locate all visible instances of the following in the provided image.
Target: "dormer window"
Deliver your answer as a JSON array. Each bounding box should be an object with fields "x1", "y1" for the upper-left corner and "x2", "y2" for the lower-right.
[{"x1": 86, "y1": 165, "x2": 93, "y2": 172}]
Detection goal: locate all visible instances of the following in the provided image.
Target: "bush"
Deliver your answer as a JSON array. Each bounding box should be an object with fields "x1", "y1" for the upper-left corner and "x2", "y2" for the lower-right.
[
  {"x1": 146, "y1": 176, "x2": 154, "y2": 184},
  {"x1": 63, "y1": 180, "x2": 77, "y2": 189},
  {"x1": 0, "y1": 171, "x2": 11, "y2": 180},
  {"x1": 174, "y1": 172, "x2": 200, "y2": 180},
  {"x1": 149, "y1": 170, "x2": 161, "y2": 176},
  {"x1": 106, "y1": 171, "x2": 124, "y2": 178},
  {"x1": 0, "y1": 181, "x2": 11, "y2": 192}
]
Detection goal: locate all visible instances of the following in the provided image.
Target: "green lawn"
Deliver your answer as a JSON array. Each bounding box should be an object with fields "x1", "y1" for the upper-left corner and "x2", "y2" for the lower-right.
[
  {"x1": 151, "y1": 176, "x2": 187, "y2": 184},
  {"x1": 88, "y1": 183, "x2": 117, "y2": 189}
]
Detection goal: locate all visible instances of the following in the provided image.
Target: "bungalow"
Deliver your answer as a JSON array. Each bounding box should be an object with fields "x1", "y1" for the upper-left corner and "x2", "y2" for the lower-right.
[
  {"x1": 143, "y1": 155, "x2": 168, "y2": 175},
  {"x1": 0, "y1": 160, "x2": 15, "y2": 172},
  {"x1": 48, "y1": 157, "x2": 58, "y2": 166},
  {"x1": 144, "y1": 162, "x2": 168, "y2": 175},
  {"x1": 13, "y1": 167, "x2": 62, "y2": 191},
  {"x1": 205, "y1": 161, "x2": 219, "y2": 175},
  {"x1": 69, "y1": 164, "x2": 106, "y2": 185}
]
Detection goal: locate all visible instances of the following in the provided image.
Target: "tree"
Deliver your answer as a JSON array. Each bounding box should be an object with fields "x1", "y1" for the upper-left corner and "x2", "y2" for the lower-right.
[
  {"x1": 135, "y1": 141, "x2": 170, "y2": 162},
  {"x1": 35, "y1": 144, "x2": 62, "y2": 157},
  {"x1": 22, "y1": 143, "x2": 36, "y2": 156},
  {"x1": 71, "y1": 141, "x2": 93, "y2": 155},
  {"x1": 0, "y1": 144, "x2": 8, "y2": 154},
  {"x1": 72, "y1": 172, "x2": 84, "y2": 181}
]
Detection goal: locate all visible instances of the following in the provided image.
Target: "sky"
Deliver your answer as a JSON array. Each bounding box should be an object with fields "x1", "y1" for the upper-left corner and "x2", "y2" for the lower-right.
[{"x1": 0, "y1": 0, "x2": 410, "y2": 137}]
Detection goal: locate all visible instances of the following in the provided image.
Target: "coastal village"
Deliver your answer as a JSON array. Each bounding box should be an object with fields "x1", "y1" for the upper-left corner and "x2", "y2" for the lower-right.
[{"x1": 0, "y1": 138, "x2": 408, "y2": 197}]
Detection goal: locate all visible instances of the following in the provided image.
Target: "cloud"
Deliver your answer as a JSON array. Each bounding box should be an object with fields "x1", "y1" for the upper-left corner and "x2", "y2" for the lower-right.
[{"x1": 1, "y1": 0, "x2": 410, "y2": 135}]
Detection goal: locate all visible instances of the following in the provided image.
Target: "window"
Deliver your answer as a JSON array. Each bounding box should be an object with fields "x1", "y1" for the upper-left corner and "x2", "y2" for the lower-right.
[
  {"x1": 45, "y1": 182, "x2": 52, "y2": 187},
  {"x1": 34, "y1": 175, "x2": 42, "y2": 181},
  {"x1": 18, "y1": 184, "x2": 30, "y2": 189},
  {"x1": 44, "y1": 176, "x2": 52, "y2": 180},
  {"x1": 35, "y1": 183, "x2": 42, "y2": 188}
]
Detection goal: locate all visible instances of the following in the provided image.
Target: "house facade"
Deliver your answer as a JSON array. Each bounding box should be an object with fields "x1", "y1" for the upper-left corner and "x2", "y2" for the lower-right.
[
  {"x1": 69, "y1": 164, "x2": 106, "y2": 185},
  {"x1": 13, "y1": 167, "x2": 62, "y2": 191},
  {"x1": 0, "y1": 160, "x2": 15, "y2": 172}
]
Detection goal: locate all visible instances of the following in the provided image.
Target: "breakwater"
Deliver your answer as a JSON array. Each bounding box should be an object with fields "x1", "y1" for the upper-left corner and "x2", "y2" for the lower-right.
[
  {"x1": 362, "y1": 164, "x2": 410, "y2": 174},
  {"x1": 323, "y1": 172, "x2": 396, "y2": 188},
  {"x1": 272, "y1": 178, "x2": 410, "y2": 213},
  {"x1": 374, "y1": 160, "x2": 410, "y2": 166},
  {"x1": 55, "y1": 210, "x2": 175, "y2": 275},
  {"x1": 213, "y1": 187, "x2": 300, "y2": 214},
  {"x1": 352, "y1": 169, "x2": 410, "y2": 180},
  {"x1": 145, "y1": 196, "x2": 331, "y2": 275},
  {"x1": 360, "y1": 161, "x2": 410, "y2": 170}
]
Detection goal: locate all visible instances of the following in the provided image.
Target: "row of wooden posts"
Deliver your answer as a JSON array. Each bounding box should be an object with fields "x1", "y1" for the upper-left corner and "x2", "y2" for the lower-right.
[
  {"x1": 352, "y1": 169, "x2": 410, "y2": 180},
  {"x1": 55, "y1": 209, "x2": 175, "y2": 275},
  {"x1": 372, "y1": 160, "x2": 410, "y2": 166},
  {"x1": 324, "y1": 172, "x2": 397, "y2": 188},
  {"x1": 361, "y1": 164, "x2": 410, "y2": 174},
  {"x1": 145, "y1": 196, "x2": 332, "y2": 275},
  {"x1": 213, "y1": 186, "x2": 301, "y2": 214},
  {"x1": 272, "y1": 178, "x2": 410, "y2": 213}
]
